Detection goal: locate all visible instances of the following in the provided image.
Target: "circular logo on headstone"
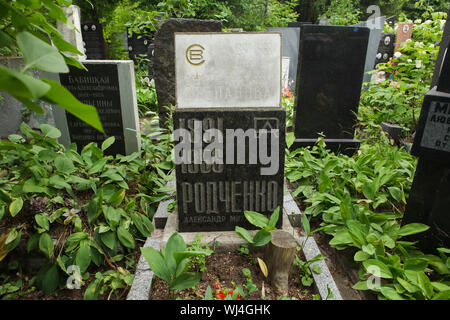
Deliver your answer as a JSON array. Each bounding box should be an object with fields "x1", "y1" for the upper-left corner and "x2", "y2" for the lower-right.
[
  {"x1": 383, "y1": 53, "x2": 389, "y2": 60},
  {"x1": 128, "y1": 46, "x2": 133, "y2": 51},
  {"x1": 92, "y1": 25, "x2": 97, "y2": 31},
  {"x1": 144, "y1": 40, "x2": 148, "y2": 45},
  {"x1": 186, "y1": 44, "x2": 205, "y2": 66},
  {"x1": 83, "y1": 25, "x2": 88, "y2": 31},
  {"x1": 384, "y1": 36, "x2": 391, "y2": 46},
  {"x1": 376, "y1": 52, "x2": 382, "y2": 59}
]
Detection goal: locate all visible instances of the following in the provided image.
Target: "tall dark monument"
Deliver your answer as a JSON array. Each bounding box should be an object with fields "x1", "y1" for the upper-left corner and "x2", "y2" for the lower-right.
[
  {"x1": 403, "y1": 38, "x2": 450, "y2": 252},
  {"x1": 81, "y1": 21, "x2": 107, "y2": 60},
  {"x1": 291, "y1": 25, "x2": 369, "y2": 155}
]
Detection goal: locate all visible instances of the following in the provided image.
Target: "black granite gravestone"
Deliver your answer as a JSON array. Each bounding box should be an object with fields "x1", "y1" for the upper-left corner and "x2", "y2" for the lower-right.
[
  {"x1": 153, "y1": 18, "x2": 222, "y2": 129},
  {"x1": 291, "y1": 25, "x2": 369, "y2": 155},
  {"x1": 127, "y1": 28, "x2": 154, "y2": 64},
  {"x1": 403, "y1": 39, "x2": 450, "y2": 252},
  {"x1": 174, "y1": 109, "x2": 285, "y2": 232},
  {"x1": 59, "y1": 64, "x2": 125, "y2": 155},
  {"x1": 375, "y1": 33, "x2": 395, "y2": 66},
  {"x1": 81, "y1": 21, "x2": 107, "y2": 60}
]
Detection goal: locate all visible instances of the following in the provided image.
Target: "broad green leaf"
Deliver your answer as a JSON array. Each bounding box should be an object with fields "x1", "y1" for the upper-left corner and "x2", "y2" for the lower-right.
[
  {"x1": 42, "y1": 264, "x2": 60, "y2": 296},
  {"x1": 204, "y1": 285, "x2": 213, "y2": 300},
  {"x1": 40, "y1": 124, "x2": 61, "y2": 139},
  {"x1": 9, "y1": 198, "x2": 23, "y2": 217},
  {"x1": 354, "y1": 250, "x2": 370, "y2": 262},
  {"x1": 166, "y1": 232, "x2": 187, "y2": 272},
  {"x1": 380, "y1": 286, "x2": 405, "y2": 300},
  {"x1": 0, "y1": 64, "x2": 50, "y2": 99},
  {"x1": 76, "y1": 244, "x2": 91, "y2": 273},
  {"x1": 244, "y1": 211, "x2": 269, "y2": 228},
  {"x1": 398, "y1": 223, "x2": 430, "y2": 237},
  {"x1": 39, "y1": 232, "x2": 54, "y2": 259},
  {"x1": 363, "y1": 259, "x2": 393, "y2": 279},
  {"x1": 170, "y1": 272, "x2": 201, "y2": 291},
  {"x1": 388, "y1": 186, "x2": 403, "y2": 203},
  {"x1": 109, "y1": 189, "x2": 125, "y2": 207},
  {"x1": 117, "y1": 226, "x2": 135, "y2": 249},
  {"x1": 54, "y1": 156, "x2": 75, "y2": 174},
  {"x1": 35, "y1": 213, "x2": 49, "y2": 231},
  {"x1": 41, "y1": 79, "x2": 104, "y2": 133},
  {"x1": 235, "y1": 226, "x2": 254, "y2": 244},
  {"x1": 267, "y1": 206, "x2": 280, "y2": 230},
  {"x1": 17, "y1": 31, "x2": 68, "y2": 73},
  {"x1": 301, "y1": 213, "x2": 310, "y2": 237},
  {"x1": 100, "y1": 231, "x2": 117, "y2": 251},
  {"x1": 140, "y1": 247, "x2": 171, "y2": 283},
  {"x1": 84, "y1": 279, "x2": 101, "y2": 300},
  {"x1": 253, "y1": 229, "x2": 272, "y2": 246},
  {"x1": 101, "y1": 136, "x2": 115, "y2": 151}
]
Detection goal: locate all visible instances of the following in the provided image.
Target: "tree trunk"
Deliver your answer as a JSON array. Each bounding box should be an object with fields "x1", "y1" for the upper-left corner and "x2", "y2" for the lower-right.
[{"x1": 264, "y1": 230, "x2": 297, "y2": 296}]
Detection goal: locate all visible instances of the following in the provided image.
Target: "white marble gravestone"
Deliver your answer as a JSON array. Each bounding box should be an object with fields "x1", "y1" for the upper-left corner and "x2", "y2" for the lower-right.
[{"x1": 175, "y1": 33, "x2": 281, "y2": 108}]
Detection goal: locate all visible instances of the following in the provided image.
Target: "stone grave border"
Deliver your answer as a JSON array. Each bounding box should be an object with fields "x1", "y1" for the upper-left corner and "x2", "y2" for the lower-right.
[{"x1": 127, "y1": 181, "x2": 342, "y2": 300}]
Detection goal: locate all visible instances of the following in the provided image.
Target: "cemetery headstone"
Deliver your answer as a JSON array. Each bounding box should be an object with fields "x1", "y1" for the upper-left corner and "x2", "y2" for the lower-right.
[
  {"x1": 403, "y1": 40, "x2": 450, "y2": 252},
  {"x1": 56, "y1": 5, "x2": 85, "y2": 60},
  {"x1": 291, "y1": 25, "x2": 369, "y2": 155},
  {"x1": 353, "y1": 16, "x2": 386, "y2": 85},
  {"x1": 375, "y1": 33, "x2": 395, "y2": 66},
  {"x1": 385, "y1": 16, "x2": 398, "y2": 27},
  {"x1": 431, "y1": 7, "x2": 450, "y2": 89},
  {"x1": 394, "y1": 22, "x2": 414, "y2": 52},
  {"x1": 267, "y1": 27, "x2": 300, "y2": 90},
  {"x1": 127, "y1": 27, "x2": 155, "y2": 64},
  {"x1": 173, "y1": 33, "x2": 285, "y2": 232},
  {"x1": 153, "y1": 18, "x2": 222, "y2": 129},
  {"x1": 53, "y1": 60, "x2": 140, "y2": 155},
  {"x1": 81, "y1": 21, "x2": 107, "y2": 60}
]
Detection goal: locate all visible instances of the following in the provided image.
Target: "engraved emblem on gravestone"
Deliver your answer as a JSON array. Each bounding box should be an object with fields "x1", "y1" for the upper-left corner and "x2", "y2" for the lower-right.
[
  {"x1": 384, "y1": 36, "x2": 391, "y2": 45},
  {"x1": 185, "y1": 44, "x2": 205, "y2": 66},
  {"x1": 128, "y1": 46, "x2": 132, "y2": 51},
  {"x1": 420, "y1": 101, "x2": 450, "y2": 152},
  {"x1": 176, "y1": 33, "x2": 281, "y2": 109},
  {"x1": 383, "y1": 53, "x2": 389, "y2": 60},
  {"x1": 83, "y1": 25, "x2": 88, "y2": 31},
  {"x1": 376, "y1": 52, "x2": 382, "y2": 59},
  {"x1": 91, "y1": 25, "x2": 96, "y2": 31}
]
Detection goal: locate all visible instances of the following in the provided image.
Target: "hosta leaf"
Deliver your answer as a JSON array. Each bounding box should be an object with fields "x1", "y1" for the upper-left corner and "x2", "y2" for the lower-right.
[{"x1": 117, "y1": 226, "x2": 135, "y2": 249}]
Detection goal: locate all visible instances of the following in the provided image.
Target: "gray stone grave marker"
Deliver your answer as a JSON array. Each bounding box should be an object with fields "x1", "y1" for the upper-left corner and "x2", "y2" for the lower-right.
[
  {"x1": 267, "y1": 27, "x2": 300, "y2": 90},
  {"x1": 53, "y1": 60, "x2": 140, "y2": 155},
  {"x1": 353, "y1": 16, "x2": 386, "y2": 85},
  {"x1": 173, "y1": 33, "x2": 285, "y2": 232}
]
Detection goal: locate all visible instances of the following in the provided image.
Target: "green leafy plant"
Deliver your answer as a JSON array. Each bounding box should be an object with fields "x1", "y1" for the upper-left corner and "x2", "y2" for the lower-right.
[
  {"x1": 235, "y1": 207, "x2": 280, "y2": 247},
  {"x1": 0, "y1": 0, "x2": 103, "y2": 133},
  {"x1": 140, "y1": 232, "x2": 211, "y2": 298},
  {"x1": 186, "y1": 234, "x2": 214, "y2": 272}
]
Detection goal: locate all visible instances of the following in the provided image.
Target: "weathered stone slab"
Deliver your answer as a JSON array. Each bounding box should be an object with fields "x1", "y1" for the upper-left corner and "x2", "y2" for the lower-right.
[
  {"x1": 173, "y1": 108, "x2": 285, "y2": 232},
  {"x1": 153, "y1": 18, "x2": 222, "y2": 127},
  {"x1": 175, "y1": 33, "x2": 281, "y2": 109},
  {"x1": 395, "y1": 22, "x2": 413, "y2": 52}
]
